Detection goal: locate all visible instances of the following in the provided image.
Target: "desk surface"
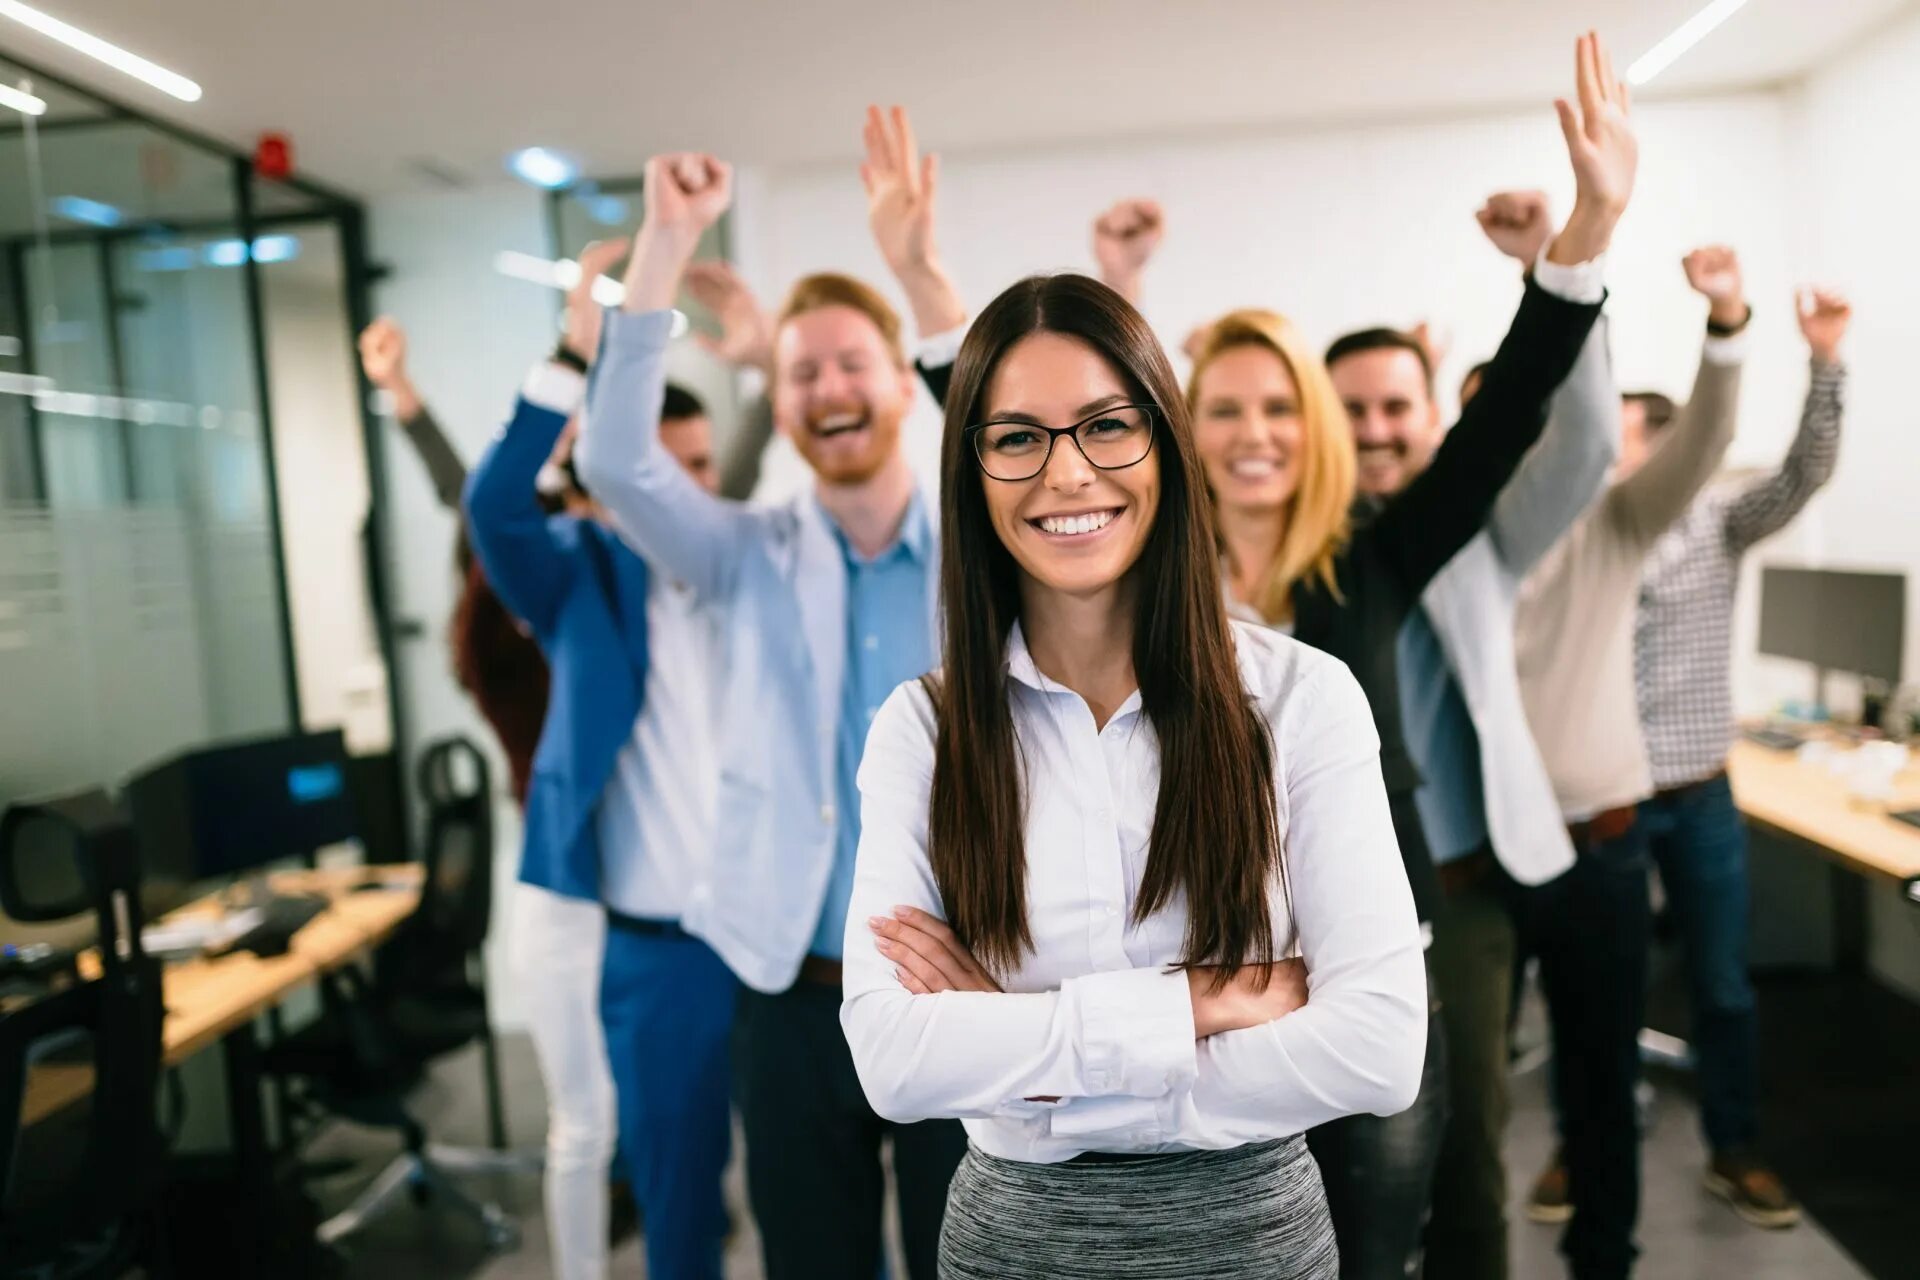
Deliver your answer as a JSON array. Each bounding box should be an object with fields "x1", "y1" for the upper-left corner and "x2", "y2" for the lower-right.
[
  {"x1": 1728, "y1": 739, "x2": 1920, "y2": 883},
  {"x1": 17, "y1": 864, "x2": 422, "y2": 1127}
]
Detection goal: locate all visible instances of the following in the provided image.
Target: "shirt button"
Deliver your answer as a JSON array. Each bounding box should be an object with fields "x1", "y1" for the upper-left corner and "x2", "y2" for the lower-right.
[
  {"x1": 1105, "y1": 905, "x2": 1119, "y2": 918},
  {"x1": 820, "y1": 803, "x2": 835, "y2": 824},
  {"x1": 864, "y1": 634, "x2": 879, "y2": 651}
]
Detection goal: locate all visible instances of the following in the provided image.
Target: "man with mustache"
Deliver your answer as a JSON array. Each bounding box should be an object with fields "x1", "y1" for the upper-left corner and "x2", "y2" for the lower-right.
[{"x1": 575, "y1": 130, "x2": 965, "y2": 1279}]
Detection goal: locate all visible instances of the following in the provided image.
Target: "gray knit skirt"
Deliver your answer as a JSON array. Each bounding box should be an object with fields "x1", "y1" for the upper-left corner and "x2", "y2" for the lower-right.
[{"x1": 938, "y1": 1136, "x2": 1338, "y2": 1279}]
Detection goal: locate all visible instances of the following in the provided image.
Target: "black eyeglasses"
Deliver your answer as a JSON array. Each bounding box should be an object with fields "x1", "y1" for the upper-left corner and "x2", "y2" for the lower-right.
[{"x1": 966, "y1": 403, "x2": 1159, "y2": 482}]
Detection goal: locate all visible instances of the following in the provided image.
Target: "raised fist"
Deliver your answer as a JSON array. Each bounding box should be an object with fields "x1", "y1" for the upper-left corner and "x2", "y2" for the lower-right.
[
  {"x1": 1475, "y1": 191, "x2": 1552, "y2": 265},
  {"x1": 1092, "y1": 199, "x2": 1165, "y2": 289},
  {"x1": 1795, "y1": 287, "x2": 1851, "y2": 363},
  {"x1": 644, "y1": 152, "x2": 733, "y2": 237},
  {"x1": 358, "y1": 317, "x2": 409, "y2": 391}
]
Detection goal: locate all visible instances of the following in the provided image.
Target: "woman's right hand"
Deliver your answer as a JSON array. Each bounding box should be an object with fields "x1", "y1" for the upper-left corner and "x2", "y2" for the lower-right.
[{"x1": 1188, "y1": 958, "x2": 1309, "y2": 1038}]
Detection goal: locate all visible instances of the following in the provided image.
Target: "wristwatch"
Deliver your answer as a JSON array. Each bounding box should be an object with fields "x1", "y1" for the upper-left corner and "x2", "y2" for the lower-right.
[{"x1": 550, "y1": 341, "x2": 589, "y2": 374}]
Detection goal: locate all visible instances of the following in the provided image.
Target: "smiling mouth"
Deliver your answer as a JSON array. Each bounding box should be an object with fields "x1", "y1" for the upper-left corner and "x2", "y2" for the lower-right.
[
  {"x1": 1227, "y1": 457, "x2": 1286, "y2": 479},
  {"x1": 1031, "y1": 508, "x2": 1121, "y2": 537},
  {"x1": 810, "y1": 411, "x2": 869, "y2": 440}
]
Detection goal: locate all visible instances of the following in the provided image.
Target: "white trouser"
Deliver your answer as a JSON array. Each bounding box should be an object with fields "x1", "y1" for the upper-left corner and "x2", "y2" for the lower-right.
[{"x1": 510, "y1": 882, "x2": 616, "y2": 1280}]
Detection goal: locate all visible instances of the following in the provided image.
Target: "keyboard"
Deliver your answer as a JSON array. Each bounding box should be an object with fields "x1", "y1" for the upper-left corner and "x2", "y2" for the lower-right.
[{"x1": 1742, "y1": 727, "x2": 1807, "y2": 752}]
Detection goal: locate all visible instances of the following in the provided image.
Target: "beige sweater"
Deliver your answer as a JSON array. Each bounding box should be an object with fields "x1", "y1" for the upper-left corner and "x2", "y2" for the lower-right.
[{"x1": 1514, "y1": 341, "x2": 1743, "y2": 820}]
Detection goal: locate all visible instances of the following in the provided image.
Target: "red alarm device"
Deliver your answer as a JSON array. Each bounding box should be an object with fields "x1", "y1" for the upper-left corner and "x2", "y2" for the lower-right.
[{"x1": 255, "y1": 132, "x2": 294, "y2": 181}]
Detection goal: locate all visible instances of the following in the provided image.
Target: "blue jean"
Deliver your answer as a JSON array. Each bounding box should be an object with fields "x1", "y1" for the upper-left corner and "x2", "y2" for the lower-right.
[
  {"x1": 1305, "y1": 966, "x2": 1449, "y2": 1280},
  {"x1": 601, "y1": 919, "x2": 740, "y2": 1280},
  {"x1": 1638, "y1": 773, "x2": 1758, "y2": 1153}
]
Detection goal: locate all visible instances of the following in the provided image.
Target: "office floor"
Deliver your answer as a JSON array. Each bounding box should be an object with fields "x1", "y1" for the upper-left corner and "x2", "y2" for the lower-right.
[{"x1": 300, "y1": 1001, "x2": 1890, "y2": 1280}]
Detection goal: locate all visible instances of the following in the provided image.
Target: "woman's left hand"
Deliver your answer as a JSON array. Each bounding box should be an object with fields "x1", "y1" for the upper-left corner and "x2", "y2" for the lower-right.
[{"x1": 869, "y1": 906, "x2": 1003, "y2": 994}]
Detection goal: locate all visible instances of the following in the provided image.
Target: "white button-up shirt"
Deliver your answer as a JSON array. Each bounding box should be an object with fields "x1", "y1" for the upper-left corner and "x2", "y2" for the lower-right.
[{"x1": 841, "y1": 619, "x2": 1425, "y2": 1163}]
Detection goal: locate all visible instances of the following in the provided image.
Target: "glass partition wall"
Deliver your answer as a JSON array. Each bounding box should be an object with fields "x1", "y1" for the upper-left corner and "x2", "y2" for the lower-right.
[{"x1": 0, "y1": 52, "x2": 403, "y2": 852}]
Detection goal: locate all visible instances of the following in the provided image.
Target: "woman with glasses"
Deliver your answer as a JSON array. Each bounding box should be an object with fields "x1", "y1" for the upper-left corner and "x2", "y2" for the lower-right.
[
  {"x1": 1182, "y1": 33, "x2": 1634, "y2": 1279},
  {"x1": 838, "y1": 270, "x2": 1426, "y2": 1278}
]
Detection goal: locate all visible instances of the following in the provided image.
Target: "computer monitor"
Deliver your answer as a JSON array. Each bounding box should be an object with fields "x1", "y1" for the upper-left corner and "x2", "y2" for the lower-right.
[
  {"x1": 1757, "y1": 566, "x2": 1906, "y2": 692},
  {"x1": 125, "y1": 729, "x2": 358, "y2": 905}
]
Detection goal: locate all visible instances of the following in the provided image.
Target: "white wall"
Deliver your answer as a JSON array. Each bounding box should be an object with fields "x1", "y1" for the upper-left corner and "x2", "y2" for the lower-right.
[{"x1": 740, "y1": 94, "x2": 1807, "y2": 496}]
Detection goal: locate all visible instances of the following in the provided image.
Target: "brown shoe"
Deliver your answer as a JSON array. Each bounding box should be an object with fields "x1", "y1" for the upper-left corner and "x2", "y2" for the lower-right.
[
  {"x1": 1526, "y1": 1152, "x2": 1573, "y2": 1224},
  {"x1": 1705, "y1": 1152, "x2": 1802, "y2": 1229}
]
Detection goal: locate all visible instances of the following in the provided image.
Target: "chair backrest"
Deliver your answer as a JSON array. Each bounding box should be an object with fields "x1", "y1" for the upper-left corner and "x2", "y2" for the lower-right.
[
  {"x1": 0, "y1": 790, "x2": 164, "y2": 1278},
  {"x1": 413, "y1": 736, "x2": 496, "y2": 959}
]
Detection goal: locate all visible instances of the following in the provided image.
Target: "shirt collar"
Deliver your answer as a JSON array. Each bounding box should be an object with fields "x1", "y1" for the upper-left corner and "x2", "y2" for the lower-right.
[
  {"x1": 821, "y1": 485, "x2": 934, "y2": 568},
  {"x1": 1002, "y1": 621, "x2": 1154, "y2": 722}
]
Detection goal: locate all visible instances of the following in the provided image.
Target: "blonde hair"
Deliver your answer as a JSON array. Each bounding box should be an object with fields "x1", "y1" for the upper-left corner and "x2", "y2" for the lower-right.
[
  {"x1": 777, "y1": 272, "x2": 907, "y2": 367},
  {"x1": 1186, "y1": 308, "x2": 1354, "y2": 622}
]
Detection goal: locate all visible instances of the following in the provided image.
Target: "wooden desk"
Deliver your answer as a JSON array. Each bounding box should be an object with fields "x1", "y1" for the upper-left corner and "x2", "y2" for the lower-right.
[
  {"x1": 17, "y1": 865, "x2": 422, "y2": 1127},
  {"x1": 1728, "y1": 739, "x2": 1920, "y2": 884}
]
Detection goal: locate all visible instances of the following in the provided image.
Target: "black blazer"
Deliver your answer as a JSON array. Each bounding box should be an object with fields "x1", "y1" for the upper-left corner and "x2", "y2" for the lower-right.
[
  {"x1": 1288, "y1": 281, "x2": 1602, "y2": 918},
  {"x1": 917, "y1": 280, "x2": 1604, "y2": 921}
]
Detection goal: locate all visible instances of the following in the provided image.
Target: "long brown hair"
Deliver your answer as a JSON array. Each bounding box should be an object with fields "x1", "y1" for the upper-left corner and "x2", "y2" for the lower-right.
[{"x1": 925, "y1": 274, "x2": 1282, "y2": 982}]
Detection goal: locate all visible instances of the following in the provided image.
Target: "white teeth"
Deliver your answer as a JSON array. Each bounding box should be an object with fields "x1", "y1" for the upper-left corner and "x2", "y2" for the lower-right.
[
  {"x1": 1038, "y1": 510, "x2": 1117, "y2": 535},
  {"x1": 1230, "y1": 459, "x2": 1280, "y2": 478},
  {"x1": 818, "y1": 413, "x2": 864, "y2": 431}
]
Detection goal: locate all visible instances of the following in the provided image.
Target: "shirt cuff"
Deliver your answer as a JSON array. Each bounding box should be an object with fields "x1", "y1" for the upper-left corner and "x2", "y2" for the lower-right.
[
  {"x1": 522, "y1": 362, "x2": 587, "y2": 417},
  {"x1": 1530, "y1": 246, "x2": 1607, "y2": 305},
  {"x1": 1702, "y1": 329, "x2": 1750, "y2": 367},
  {"x1": 1047, "y1": 1092, "x2": 1173, "y2": 1143},
  {"x1": 600, "y1": 306, "x2": 681, "y2": 360},
  {"x1": 914, "y1": 324, "x2": 967, "y2": 370},
  {"x1": 1064, "y1": 966, "x2": 1197, "y2": 1098}
]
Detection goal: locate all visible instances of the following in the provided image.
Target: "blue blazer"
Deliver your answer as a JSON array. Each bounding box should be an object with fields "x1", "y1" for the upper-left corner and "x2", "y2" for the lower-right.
[{"x1": 463, "y1": 393, "x2": 651, "y2": 901}]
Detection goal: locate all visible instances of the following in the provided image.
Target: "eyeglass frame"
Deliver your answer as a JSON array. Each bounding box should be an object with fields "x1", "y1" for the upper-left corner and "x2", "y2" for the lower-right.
[{"x1": 964, "y1": 402, "x2": 1161, "y2": 482}]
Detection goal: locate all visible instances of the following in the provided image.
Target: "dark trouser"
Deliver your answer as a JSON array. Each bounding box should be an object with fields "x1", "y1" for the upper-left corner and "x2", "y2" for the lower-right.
[
  {"x1": 1305, "y1": 965, "x2": 1448, "y2": 1280},
  {"x1": 1509, "y1": 823, "x2": 1652, "y2": 1280},
  {"x1": 1424, "y1": 859, "x2": 1518, "y2": 1280},
  {"x1": 735, "y1": 977, "x2": 968, "y2": 1280},
  {"x1": 600, "y1": 920, "x2": 738, "y2": 1280},
  {"x1": 1638, "y1": 773, "x2": 1758, "y2": 1154}
]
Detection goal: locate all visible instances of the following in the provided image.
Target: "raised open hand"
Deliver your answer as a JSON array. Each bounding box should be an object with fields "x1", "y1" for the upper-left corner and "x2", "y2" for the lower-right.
[
  {"x1": 684, "y1": 259, "x2": 775, "y2": 377},
  {"x1": 862, "y1": 104, "x2": 940, "y2": 276},
  {"x1": 1546, "y1": 31, "x2": 1637, "y2": 265},
  {"x1": 562, "y1": 236, "x2": 630, "y2": 362}
]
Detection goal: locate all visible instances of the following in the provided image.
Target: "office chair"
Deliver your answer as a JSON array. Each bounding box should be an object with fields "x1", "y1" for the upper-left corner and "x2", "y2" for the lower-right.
[
  {"x1": 262, "y1": 736, "x2": 520, "y2": 1253},
  {"x1": 0, "y1": 790, "x2": 168, "y2": 1280}
]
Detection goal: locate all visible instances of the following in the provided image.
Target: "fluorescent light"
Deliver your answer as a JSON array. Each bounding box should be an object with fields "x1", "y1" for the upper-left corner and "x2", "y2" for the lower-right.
[
  {"x1": 49, "y1": 194, "x2": 123, "y2": 227},
  {"x1": 0, "y1": 81, "x2": 47, "y2": 115},
  {"x1": 1627, "y1": 0, "x2": 1751, "y2": 86},
  {"x1": 204, "y1": 239, "x2": 249, "y2": 268},
  {"x1": 249, "y1": 235, "x2": 300, "y2": 264},
  {"x1": 0, "y1": 1, "x2": 202, "y2": 101},
  {"x1": 493, "y1": 250, "x2": 688, "y2": 336},
  {"x1": 507, "y1": 146, "x2": 579, "y2": 190}
]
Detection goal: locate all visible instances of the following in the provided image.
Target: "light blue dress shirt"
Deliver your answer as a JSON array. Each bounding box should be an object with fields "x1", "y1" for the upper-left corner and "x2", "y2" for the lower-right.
[
  {"x1": 811, "y1": 501, "x2": 934, "y2": 958},
  {"x1": 1396, "y1": 606, "x2": 1488, "y2": 865}
]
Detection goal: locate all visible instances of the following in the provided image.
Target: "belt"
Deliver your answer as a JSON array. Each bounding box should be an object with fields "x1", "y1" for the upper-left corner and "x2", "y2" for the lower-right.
[
  {"x1": 1567, "y1": 805, "x2": 1637, "y2": 852},
  {"x1": 1654, "y1": 768, "x2": 1727, "y2": 803},
  {"x1": 1436, "y1": 848, "x2": 1495, "y2": 896},
  {"x1": 605, "y1": 910, "x2": 691, "y2": 940},
  {"x1": 798, "y1": 954, "x2": 843, "y2": 987}
]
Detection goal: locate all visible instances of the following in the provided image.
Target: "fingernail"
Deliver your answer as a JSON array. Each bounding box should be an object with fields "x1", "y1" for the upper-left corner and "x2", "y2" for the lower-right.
[
  {"x1": 893, "y1": 906, "x2": 912, "y2": 918},
  {"x1": 867, "y1": 916, "x2": 887, "y2": 929},
  {"x1": 876, "y1": 939, "x2": 894, "y2": 953}
]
